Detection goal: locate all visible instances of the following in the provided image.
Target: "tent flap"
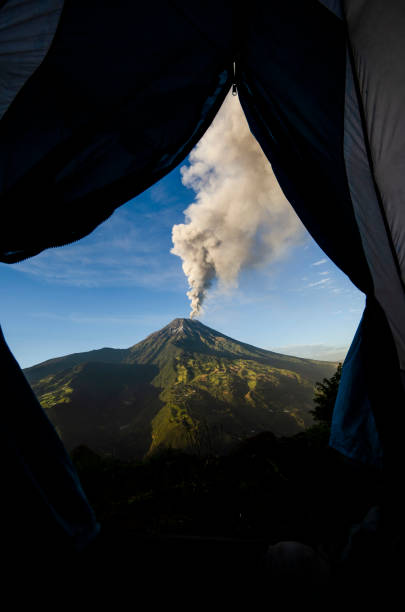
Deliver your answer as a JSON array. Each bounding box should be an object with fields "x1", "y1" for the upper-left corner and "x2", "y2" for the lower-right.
[{"x1": 0, "y1": 0, "x2": 234, "y2": 263}]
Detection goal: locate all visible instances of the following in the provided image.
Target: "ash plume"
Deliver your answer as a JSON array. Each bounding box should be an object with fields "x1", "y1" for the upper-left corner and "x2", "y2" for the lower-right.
[{"x1": 171, "y1": 91, "x2": 303, "y2": 318}]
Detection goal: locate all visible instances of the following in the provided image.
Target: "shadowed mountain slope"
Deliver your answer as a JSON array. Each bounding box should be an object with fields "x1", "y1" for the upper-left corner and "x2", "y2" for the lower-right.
[{"x1": 24, "y1": 318, "x2": 338, "y2": 459}]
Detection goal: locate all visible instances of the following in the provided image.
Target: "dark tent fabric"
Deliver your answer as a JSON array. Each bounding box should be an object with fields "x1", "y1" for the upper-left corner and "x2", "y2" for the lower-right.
[
  {"x1": 330, "y1": 312, "x2": 382, "y2": 468},
  {"x1": 1, "y1": 0, "x2": 405, "y2": 554}
]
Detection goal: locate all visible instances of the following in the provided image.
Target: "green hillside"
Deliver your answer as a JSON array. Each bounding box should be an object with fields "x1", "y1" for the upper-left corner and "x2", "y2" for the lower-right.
[{"x1": 24, "y1": 318, "x2": 337, "y2": 459}]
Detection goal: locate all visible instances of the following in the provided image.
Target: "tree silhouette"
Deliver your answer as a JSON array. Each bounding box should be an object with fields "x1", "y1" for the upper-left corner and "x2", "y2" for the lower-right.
[{"x1": 310, "y1": 363, "x2": 342, "y2": 427}]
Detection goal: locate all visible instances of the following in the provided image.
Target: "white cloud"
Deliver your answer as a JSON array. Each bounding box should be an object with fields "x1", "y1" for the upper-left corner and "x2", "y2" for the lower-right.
[{"x1": 311, "y1": 258, "x2": 327, "y2": 266}]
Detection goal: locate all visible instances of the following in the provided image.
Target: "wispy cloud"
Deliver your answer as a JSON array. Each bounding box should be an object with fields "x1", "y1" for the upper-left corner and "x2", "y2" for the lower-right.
[
  {"x1": 30, "y1": 312, "x2": 178, "y2": 328},
  {"x1": 149, "y1": 183, "x2": 179, "y2": 206},
  {"x1": 15, "y1": 249, "x2": 181, "y2": 288},
  {"x1": 311, "y1": 258, "x2": 327, "y2": 266},
  {"x1": 12, "y1": 208, "x2": 183, "y2": 289},
  {"x1": 306, "y1": 278, "x2": 330, "y2": 288}
]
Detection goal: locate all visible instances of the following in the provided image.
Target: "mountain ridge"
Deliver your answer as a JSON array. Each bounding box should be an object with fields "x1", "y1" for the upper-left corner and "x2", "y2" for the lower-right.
[{"x1": 26, "y1": 318, "x2": 336, "y2": 380}]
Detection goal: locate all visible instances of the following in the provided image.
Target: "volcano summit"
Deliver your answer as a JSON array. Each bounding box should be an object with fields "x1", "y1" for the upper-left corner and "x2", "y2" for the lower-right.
[{"x1": 24, "y1": 319, "x2": 337, "y2": 459}]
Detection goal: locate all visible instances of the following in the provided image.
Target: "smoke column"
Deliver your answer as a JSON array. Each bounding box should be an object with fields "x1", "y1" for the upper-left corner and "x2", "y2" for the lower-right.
[{"x1": 171, "y1": 91, "x2": 303, "y2": 318}]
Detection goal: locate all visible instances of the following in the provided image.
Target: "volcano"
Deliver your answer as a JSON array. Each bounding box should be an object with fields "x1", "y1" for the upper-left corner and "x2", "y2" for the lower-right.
[{"x1": 24, "y1": 318, "x2": 338, "y2": 459}]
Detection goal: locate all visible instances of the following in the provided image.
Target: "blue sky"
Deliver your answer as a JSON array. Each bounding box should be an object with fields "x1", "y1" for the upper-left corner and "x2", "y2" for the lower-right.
[{"x1": 0, "y1": 159, "x2": 364, "y2": 370}]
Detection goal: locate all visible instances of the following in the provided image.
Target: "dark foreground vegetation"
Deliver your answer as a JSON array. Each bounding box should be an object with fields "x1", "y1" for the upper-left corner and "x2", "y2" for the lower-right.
[
  {"x1": 72, "y1": 424, "x2": 380, "y2": 548},
  {"x1": 71, "y1": 425, "x2": 383, "y2": 603},
  {"x1": 65, "y1": 366, "x2": 390, "y2": 604}
]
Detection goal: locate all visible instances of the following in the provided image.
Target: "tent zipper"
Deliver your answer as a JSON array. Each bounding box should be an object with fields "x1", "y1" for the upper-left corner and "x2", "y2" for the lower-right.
[{"x1": 232, "y1": 61, "x2": 238, "y2": 96}]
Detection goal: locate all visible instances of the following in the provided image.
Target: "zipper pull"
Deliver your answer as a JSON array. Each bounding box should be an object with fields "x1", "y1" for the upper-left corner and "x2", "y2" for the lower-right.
[{"x1": 232, "y1": 61, "x2": 238, "y2": 96}]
